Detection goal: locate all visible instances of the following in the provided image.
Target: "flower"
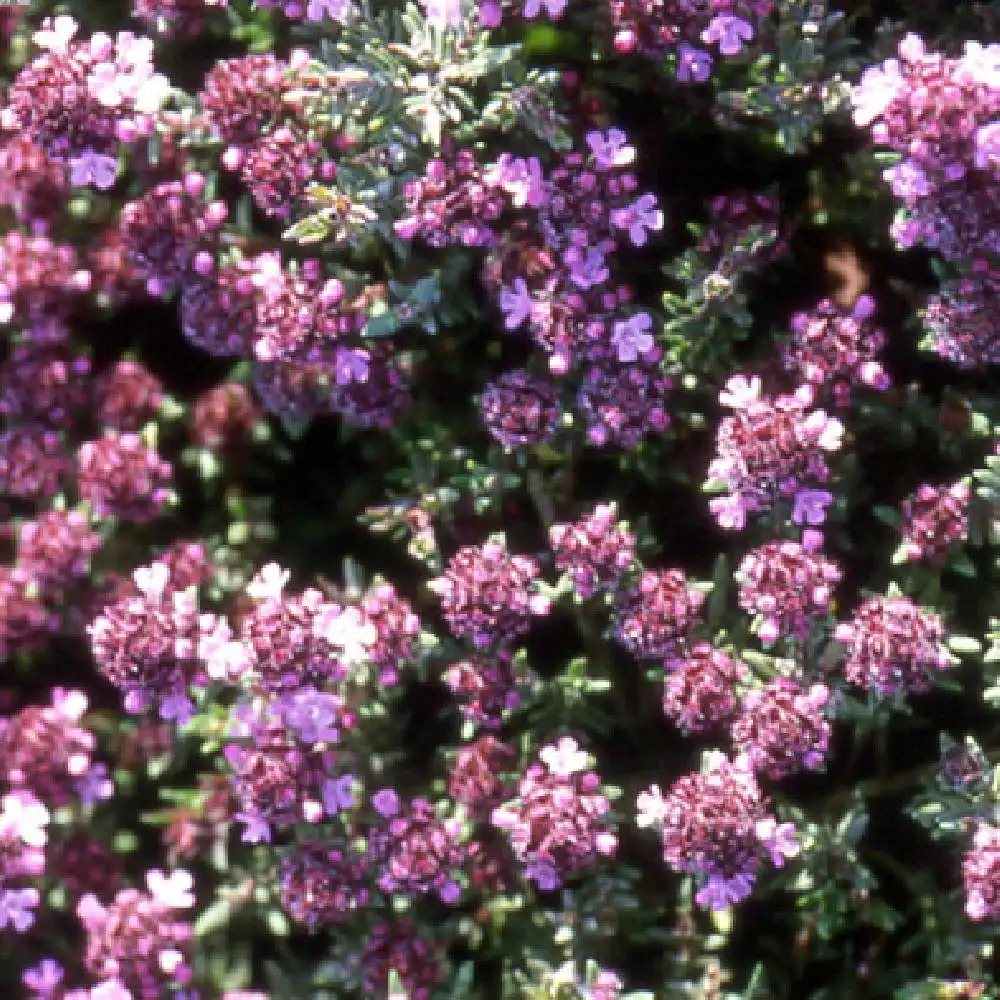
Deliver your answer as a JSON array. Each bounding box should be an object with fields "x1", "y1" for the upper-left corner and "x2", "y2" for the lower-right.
[
  {"x1": 701, "y1": 14, "x2": 754, "y2": 57},
  {"x1": 677, "y1": 43, "x2": 713, "y2": 83},
  {"x1": 611, "y1": 193, "x2": 663, "y2": 247},
  {"x1": 611, "y1": 312, "x2": 654, "y2": 362},
  {"x1": 69, "y1": 150, "x2": 117, "y2": 190},
  {"x1": 586, "y1": 128, "x2": 635, "y2": 171}
]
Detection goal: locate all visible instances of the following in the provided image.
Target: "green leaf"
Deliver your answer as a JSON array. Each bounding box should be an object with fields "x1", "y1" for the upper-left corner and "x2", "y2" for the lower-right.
[{"x1": 947, "y1": 635, "x2": 982, "y2": 656}]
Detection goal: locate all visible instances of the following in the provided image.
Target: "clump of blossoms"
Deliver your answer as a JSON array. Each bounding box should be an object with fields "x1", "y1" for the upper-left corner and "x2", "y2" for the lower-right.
[
  {"x1": 87, "y1": 561, "x2": 215, "y2": 721},
  {"x1": 637, "y1": 752, "x2": 798, "y2": 910},
  {"x1": 0, "y1": 16, "x2": 169, "y2": 166},
  {"x1": 429, "y1": 537, "x2": 550, "y2": 649},
  {"x1": 366, "y1": 791, "x2": 467, "y2": 904},
  {"x1": 963, "y1": 824, "x2": 1000, "y2": 920},
  {"x1": 77, "y1": 869, "x2": 195, "y2": 996},
  {"x1": 492, "y1": 737, "x2": 617, "y2": 890},
  {"x1": 782, "y1": 295, "x2": 890, "y2": 404},
  {"x1": 0, "y1": 689, "x2": 110, "y2": 808},
  {"x1": 920, "y1": 274, "x2": 1000, "y2": 369},
  {"x1": 730, "y1": 678, "x2": 832, "y2": 781},
  {"x1": 75, "y1": 432, "x2": 174, "y2": 522},
  {"x1": 662, "y1": 643, "x2": 747, "y2": 734},
  {"x1": 549, "y1": 502, "x2": 636, "y2": 600},
  {"x1": 835, "y1": 595, "x2": 952, "y2": 697},
  {"x1": 443, "y1": 650, "x2": 528, "y2": 730},
  {"x1": 613, "y1": 567, "x2": 704, "y2": 661},
  {"x1": 851, "y1": 34, "x2": 1000, "y2": 262},
  {"x1": 706, "y1": 374, "x2": 844, "y2": 530},
  {"x1": 734, "y1": 536, "x2": 841, "y2": 645},
  {"x1": 480, "y1": 369, "x2": 562, "y2": 448},
  {"x1": 279, "y1": 838, "x2": 370, "y2": 931},
  {"x1": 361, "y1": 919, "x2": 444, "y2": 1000},
  {"x1": 898, "y1": 480, "x2": 970, "y2": 563}
]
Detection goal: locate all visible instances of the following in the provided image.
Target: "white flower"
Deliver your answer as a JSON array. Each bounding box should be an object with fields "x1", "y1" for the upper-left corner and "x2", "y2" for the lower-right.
[
  {"x1": 246, "y1": 563, "x2": 290, "y2": 601},
  {"x1": 146, "y1": 868, "x2": 195, "y2": 909},
  {"x1": 539, "y1": 736, "x2": 590, "y2": 777}
]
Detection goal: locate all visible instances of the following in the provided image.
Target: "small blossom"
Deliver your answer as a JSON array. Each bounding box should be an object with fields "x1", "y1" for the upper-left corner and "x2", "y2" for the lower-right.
[
  {"x1": 611, "y1": 193, "x2": 663, "y2": 247},
  {"x1": 611, "y1": 312, "x2": 654, "y2": 362},
  {"x1": 702, "y1": 14, "x2": 754, "y2": 57}
]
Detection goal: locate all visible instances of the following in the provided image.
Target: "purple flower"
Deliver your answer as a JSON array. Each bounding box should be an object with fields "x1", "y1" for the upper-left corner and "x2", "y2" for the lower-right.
[
  {"x1": 611, "y1": 194, "x2": 663, "y2": 247},
  {"x1": 334, "y1": 347, "x2": 370, "y2": 386},
  {"x1": 522, "y1": 0, "x2": 567, "y2": 19},
  {"x1": 697, "y1": 871, "x2": 755, "y2": 910},
  {"x1": 23, "y1": 958, "x2": 64, "y2": 997},
  {"x1": 68, "y1": 150, "x2": 117, "y2": 190},
  {"x1": 75, "y1": 763, "x2": 115, "y2": 807},
  {"x1": 611, "y1": 312, "x2": 654, "y2": 362},
  {"x1": 500, "y1": 278, "x2": 533, "y2": 331},
  {"x1": 702, "y1": 14, "x2": 754, "y2": 57},
  {"x1": 564, "y1": 247, "x2": 609, "y2": 289},
  {"x1": 235, "y1": 809, "x2": 271, "y2": 844},
  {"x1": 792, "y1": 489, "x2": 834, "y2": 526},
  {"x1": 677, "y1": 43, "x2": 713, "y2": 83},
  {"x1": 0, "y1": 887, "x2": 40, "y2": 931},
  {"x1": 371, "y1": 787, "x2": 401, "y2": 817},
  {"x1": 323, "y1": 775, "x2": 355, "y2": 815},
  {"x1": 586, "y1": 128, "x2": 635, "y2": 171}
]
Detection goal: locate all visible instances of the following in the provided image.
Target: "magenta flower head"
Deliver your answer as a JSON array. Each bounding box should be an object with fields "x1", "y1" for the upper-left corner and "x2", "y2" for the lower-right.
[
  {"x1": 549, "y1": 502, "x2": 636, "y2": 600},
  {"x1": 898, "y1": 480, "x2": 969, "y2": 563},
  {"x1": 835, "y1": 594, "x2": 951, "y2": 697},
  {"x1": 730, "y1": 678, "x2": 832, "y2": 780},
  {"x1": 662, "y1": 643, "x2": 747, "y2": 734},
  {"x1": 429, "y1": 537, "x2": 549, "y2": 648},
  {"x1": 614, "y1": 568, "x2": 704, "y2": 661},
  {"x1": 735, "y1": 540, "x2": 841, "y2": 645},
  {"x1": 637, "y1": 751, "x2": 798, "y2": 910},
  {"x1": 707, "y1": 375, "x2": 843, "y2": 530},
  {"x1": 492, "y1": 736, "x2": 616, "y2": 890}
]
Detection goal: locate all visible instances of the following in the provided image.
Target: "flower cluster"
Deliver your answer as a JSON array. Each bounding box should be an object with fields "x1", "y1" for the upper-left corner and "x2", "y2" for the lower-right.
[
  {"x1": 492, "y1": 737, "x2": 617, "y2": 889},
  {"x1": 613, "y1": 568, "x2": 704, "y2": 661},
  {"x1": 429, "y1": 538, "x2": 550, "y2": 649},
  {"x1": 835, "y1": 595, "x2": 951, "y2": 697},
  {"x1": 77, "y1": 869, "x2": 195, "y2": 997},
  {"x1": 731, "y1": 679, "x2": 831, "y2": 780},
  {"x1": 662, "y1": 643, "x2": 747, "y2": 734},
  {"x1": 852, "y1": 34, "x2": 1000, "y2": 262},
  {"x1": 279, "y1": 839, "x2": 370, "y2": 930},
  {"x1": 480, "y1": 369, "x2": 562, "y2": 447},
  {"x1": 782, "y1": 295, "x2": 890, "y2": 403},
  {"x1": 898, "y1": 480, "x2": 970, "y2": 563},
  {"x1": 734, "y1": 538, "x2": 841, "y2": 644},
  {"x1": 0, "y1": 689, "x2": 110, "y2": 808},
  {"x1": 1, "y1": 16, "x2": 168, "y2": 164},
  {"x1": 706, "y1": 375, "x2": 844, "y2": 530},
  {"x1": 549, "y1": 502, "x2": 636, "y2": 600},
  {"x1": 367, "y1": 792, "x2": 467, "y2": 904},
  {"x1": 443, "y1": 650, "x2": 527, "y2": 729},
  {"x1": 637, "y1": 752, "x2": 798, "y2": 910}
]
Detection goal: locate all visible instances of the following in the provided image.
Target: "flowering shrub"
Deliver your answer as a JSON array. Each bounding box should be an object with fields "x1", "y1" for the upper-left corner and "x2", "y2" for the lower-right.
[{"x1": 0, "y1": 1, "x2": 1000, "y2": 998}]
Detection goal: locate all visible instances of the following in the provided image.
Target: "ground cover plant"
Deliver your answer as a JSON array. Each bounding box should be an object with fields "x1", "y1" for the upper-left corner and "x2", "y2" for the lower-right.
[{"x1": 1, "y1": 0, "x2": 1000, "y2": 997}]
